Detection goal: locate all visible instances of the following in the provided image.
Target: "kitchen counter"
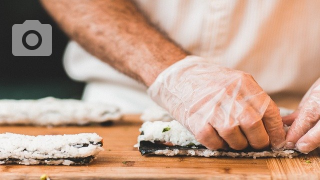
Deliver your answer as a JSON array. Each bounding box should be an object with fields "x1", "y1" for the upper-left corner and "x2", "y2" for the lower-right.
[{"x1": 0, "y1": 114, "x2": 319, "y2": 179}]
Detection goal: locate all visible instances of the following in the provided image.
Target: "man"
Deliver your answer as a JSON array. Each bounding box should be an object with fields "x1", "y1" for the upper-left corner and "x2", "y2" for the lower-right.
[{"x1": 41, "y1": 0, "x2": 320, "y2": 153}]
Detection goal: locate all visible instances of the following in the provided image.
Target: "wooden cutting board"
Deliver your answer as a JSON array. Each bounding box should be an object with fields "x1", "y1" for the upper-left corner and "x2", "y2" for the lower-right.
[{"x1": 0, "y1": 115, "x2": 319, "y2": 180}]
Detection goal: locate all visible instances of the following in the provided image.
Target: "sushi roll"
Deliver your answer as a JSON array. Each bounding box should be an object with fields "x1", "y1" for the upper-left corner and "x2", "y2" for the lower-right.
[
  {"x1": 0, "y1": 133, "x2": 104, "y2": 165},
  {"x1": 137, "y1": 120, "x2": 300, "y2": 159},
  {"x1": 0, "y1": 97, "x2": 121, "y2": 126}
]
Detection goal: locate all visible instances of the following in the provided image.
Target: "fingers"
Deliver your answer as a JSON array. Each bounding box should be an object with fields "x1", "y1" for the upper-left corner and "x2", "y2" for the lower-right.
[
  {"x1": 285, "y1": 99, "x2": 320, "y2": 149},
  {"x1": 262, "y1": 100, "x2": 286, "y2": 149},
  {"x1": 296, "y1": 120, "x2": 320, "y2": 153},
  {"x1": 240, "y1": 119, "x2": 269, "y2": 150},
  {"x1": 206, "y1": 100, "x2": 249, "y2": 150},
  {"x1": 198, "y1": 96, "x2": 283, "y2": 150},
  {"x1": 201, "y1": 120, "x2": 268, "y2": 150},
  {"x1": 285, "y1": 80, "x2": 320, "y2": 151},
  {"x1": 198, "y1": 103, "x2": 279, "y2": 151},
  {"x1": 195, "y1": 123, "x2": 227, "y2": 150},
  {"x1": 282, "y1": 110, "x2": 299, "y2": 125},
  {"x1": 214, "y1": 124, "x2": 249, "y2": 150}
]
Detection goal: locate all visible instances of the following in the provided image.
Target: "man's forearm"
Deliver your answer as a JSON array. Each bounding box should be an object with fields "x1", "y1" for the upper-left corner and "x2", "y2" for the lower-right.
[{"x1": 41, "y1": 0, "x2": 187, "y2": 86}]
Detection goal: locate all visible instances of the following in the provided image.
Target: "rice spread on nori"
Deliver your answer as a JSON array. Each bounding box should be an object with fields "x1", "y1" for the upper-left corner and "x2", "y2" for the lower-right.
[
  {"x1": 137, "y1": 120, "x2": 300, "y2": 159},
  {"x1": 0, "y1": 97, "x2": 121, "y2": 126},
  {"x1": 0, "y1": 133, "x2": 104, "y2": 165}
]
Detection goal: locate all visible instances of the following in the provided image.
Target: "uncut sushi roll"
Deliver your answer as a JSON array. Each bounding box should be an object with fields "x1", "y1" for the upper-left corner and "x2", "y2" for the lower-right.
[
  {"x1": 137, "y1": 120, "x2": 300, "y2": 159},
  {"x1": 0, "y1": 97, "x2": 121, "y2": 126},
  {"x1": 0, "y1": 133, "x2": 104, "y2": 165}
]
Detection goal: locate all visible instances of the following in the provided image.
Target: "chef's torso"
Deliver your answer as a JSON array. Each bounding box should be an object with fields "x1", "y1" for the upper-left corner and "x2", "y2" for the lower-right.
[{"x1": 64, "y1": 0, "x2": 320, "y2": 113}]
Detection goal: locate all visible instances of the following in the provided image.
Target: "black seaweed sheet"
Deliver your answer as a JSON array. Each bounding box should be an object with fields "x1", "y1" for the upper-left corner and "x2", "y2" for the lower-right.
[
  {"x1": 140, "y1": 141, "x2": 265, "y2": 155},
  {"x1": 0, "y1": 156, "x2": 95, "y2": 165},
  {"x1": 0, "y1": 141, "x2": 103, "y2": 165},
  {"x1": 139, "y1": 141, "x2": 300, "y2": 158}
]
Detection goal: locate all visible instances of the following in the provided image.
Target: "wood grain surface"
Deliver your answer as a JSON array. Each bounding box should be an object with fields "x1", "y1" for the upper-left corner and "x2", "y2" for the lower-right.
[{"x1": 0, "y1": 114, "x2": 319, "y2": 180}]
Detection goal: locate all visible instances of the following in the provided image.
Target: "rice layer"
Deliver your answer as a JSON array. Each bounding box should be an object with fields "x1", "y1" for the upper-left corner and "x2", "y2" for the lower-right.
[
  {"x1": 138, "y1": 120, "x2": 200, "y2": 147},
  {"x1": 0, "y1": 97, "x2": 121, "y2": 126},
  {"x1": 0, "y1": 156, "x2": 95, "y2": 166},
  {"x1": 0, "y1": 133, "x2": 103, "y2": 165},
  {"x1": 138, "y1": 121, "x2": 300, "y2": 158},
  {"x1": 139, "y1": 141, "x2": 299, "y2": 159},
  {"x1": 153, "y1": 149, "x2": 298, "y2": 159}
]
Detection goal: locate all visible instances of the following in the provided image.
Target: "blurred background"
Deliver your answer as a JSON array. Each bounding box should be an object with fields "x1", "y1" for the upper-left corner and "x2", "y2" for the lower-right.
[{"x1": 0, "y1": 0, "x2": 84, "y2": 99}]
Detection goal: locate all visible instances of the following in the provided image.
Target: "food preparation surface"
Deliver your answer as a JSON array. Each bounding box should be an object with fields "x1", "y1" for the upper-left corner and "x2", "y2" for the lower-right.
[{"x1": 0, "y1": 115, "x2": 319, "y2": 180}]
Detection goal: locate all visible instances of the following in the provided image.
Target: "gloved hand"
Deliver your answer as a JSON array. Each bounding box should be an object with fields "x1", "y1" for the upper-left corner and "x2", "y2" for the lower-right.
[
  {"x1": 148, "y1": 56, "x2": 286, "y2": 150},
  {"x1": 283, "y1": 78, "x2": 320, "y2": 153}
]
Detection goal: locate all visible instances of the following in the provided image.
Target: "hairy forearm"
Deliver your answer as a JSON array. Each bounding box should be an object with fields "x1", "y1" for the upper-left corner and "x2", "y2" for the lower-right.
[{"x1": 41, "y1": 0, "x2": 187, "y2": 86}]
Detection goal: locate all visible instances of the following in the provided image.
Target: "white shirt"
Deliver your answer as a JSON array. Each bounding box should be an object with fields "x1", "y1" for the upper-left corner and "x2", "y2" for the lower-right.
[{"x1": 64, "y1": 0, "x2": 320, "y2": 113}]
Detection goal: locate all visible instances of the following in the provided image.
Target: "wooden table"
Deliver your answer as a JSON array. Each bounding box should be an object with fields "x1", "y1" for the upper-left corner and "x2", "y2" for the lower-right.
[{"x1": 0, "y1": 115, "x2": 319, "y2": 180}]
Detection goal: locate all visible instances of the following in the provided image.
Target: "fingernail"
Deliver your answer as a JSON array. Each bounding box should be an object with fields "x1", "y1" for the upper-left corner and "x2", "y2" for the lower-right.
[
  {"x1": 284, "y1": 142, "x2": 295, "y2": 149},
  {"x1": 296, "y1": 143, "x2": 310, "y2": 154}
]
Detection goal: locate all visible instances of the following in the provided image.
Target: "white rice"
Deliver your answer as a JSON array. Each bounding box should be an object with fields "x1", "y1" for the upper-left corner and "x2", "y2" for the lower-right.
[
  {"x1": 0, "y1": 97, "x2": 121, "y2": 126},
  {"x1": 0, "y1": 133, "x2": 104, "y2": 165},
  {"x1": 138, "y1": 120, "x2": 300, "y2": 158},
  {"x1": 153, "y1": 149, "x2": 299, "y2": 159},
  {"x1": 138, "y1": 120, "x2": 200, "y2": 146},
  {"x1": 138, "y1": 107, "x2": 294, "y2": 146}
]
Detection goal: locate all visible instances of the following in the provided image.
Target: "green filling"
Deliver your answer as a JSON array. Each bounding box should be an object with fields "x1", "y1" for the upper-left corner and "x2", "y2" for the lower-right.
[
  {"x1": 162, "y1": 127, "x2": 171, "y2": 133},
  {"x1": 186, "y1": 143, "x2": 196, "y2": 147},
  {"x1": 305, "y1": 160, "x2": 311, "y2": 163}
]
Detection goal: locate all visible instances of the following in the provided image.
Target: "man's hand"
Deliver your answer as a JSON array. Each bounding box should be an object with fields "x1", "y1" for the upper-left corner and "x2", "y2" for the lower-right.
[
  {"x1": 283, "y1": 78, "x2": 320, "y2": 153},
  {"x1": 148, "y1": 56, "x2": 286, "y2": 150},
  {"x1": 42, "y1": 0, "x2": 287, "y2": 151}
]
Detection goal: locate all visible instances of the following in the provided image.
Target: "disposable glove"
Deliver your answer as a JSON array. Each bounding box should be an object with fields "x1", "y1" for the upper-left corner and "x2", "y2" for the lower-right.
[
  {"x1": 283, "y1": 78, "x2": 320, "y2": 153},
  {"x1": 148, "y1": 56, "x2": 286, "y2": 150}
]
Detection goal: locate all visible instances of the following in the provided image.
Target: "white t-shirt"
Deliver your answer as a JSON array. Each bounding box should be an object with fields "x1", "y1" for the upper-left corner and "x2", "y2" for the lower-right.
[{"x1": 64, "y1": 0, "x2": 320, "y2": 113}]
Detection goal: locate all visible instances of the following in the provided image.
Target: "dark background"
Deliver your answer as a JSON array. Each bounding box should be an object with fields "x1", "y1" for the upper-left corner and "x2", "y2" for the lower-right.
[{"x1": 0, "y1": 0, "x2": 85, "y2": 99}]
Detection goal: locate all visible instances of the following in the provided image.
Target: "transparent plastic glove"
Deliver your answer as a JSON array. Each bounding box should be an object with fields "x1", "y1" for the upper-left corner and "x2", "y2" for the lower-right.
[
  {"x1": 283, "y1": 78, "x2": 320, "y2": 153},
  {"x1": 148, "y1": 56, "x2": 286, "y2": 150}
]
